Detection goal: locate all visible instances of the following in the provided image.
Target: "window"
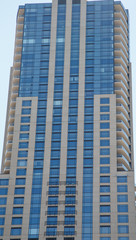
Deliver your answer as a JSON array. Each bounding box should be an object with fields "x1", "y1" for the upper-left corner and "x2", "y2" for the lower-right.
[
  {"x1": 0, "y1": 208, "x2": 6, "y2": 215},
  {"x1": 100, "y1": 123, "x2": 110, "y2": 129},
  {"x1": 100, "y1": 167, "x2": 110, "y2": 174},
  {"x1": 12, "y1": 217, "x2": 22, "y2": 225},
  {"x1": 21, "y1": 108, "x2": 31, "y2": 115},
  {"x1": 14, "y1": 188, "x2": 25, "y2": 195},
  {"x1": 19, "y1": 142, "x2": 29, "y2": 149},
  {"x1": 17, "y1": 160, "x2": 27, "y2": 167},
  {"x1": 13, "y1": 207, "x2": 23, "y2": 215},
  {"x1": 66, "y1": 187, "x2": 76, "y2": 194},
  {"x1": 100, "y1": 205, "x2": 110, "y2": 213},
  {"x1": 48, "y1": 197, "x2": 58, "y2": 205},
  {"x1": 100, "y1": 98, "x2": 109, "y2": 104},
  {"x1": 65, "y1": 196, "x2": 75, "y2": 204},
  {"x1": 47, "y1": 216, "x2": 57, "y2": 225},
  {"x1": 100, "y1": 176, "x2": 110, "y2": 183},
  {"x1": 0, "y1": 198, "x2": 7, "y2": 205},
  {"x1": 100, "y1": 186, "x2": 110, "y2": 193},
  {"x1": 0, "y1": 188, "x2": 8, "y2": 195},
  {"x1": 16, "y1": 169, "x2": 26, "y2": 176},
  {"x1": 65, "y1": 216, "x2": 75, "y2": 225},
  {"x1": 100, "y1": 131, "x2": 110, "y2": 138},
  {"x1": 16, "y1": 178, "x2": 26, "y2": 186},
  {"x1": 118, "y1": 225, "x2": 129, "y2": 234},
  {"x1": 100, "y1": 226, "x2": 111, "y2": 234},
  {"x1": 46, "y1": 227, "x2": 57, "y2": 236},
  {"x1": 117, "y1": 185, "x2": 128, "y2": 193},
  {"x1": 19, "y1": 133, "x2": 29, "y2": 140},
  {"x1": 117, "y1": 176, "x2": 127, "y2": 183},
  {"x1": 65, "y1": 206, "x2": 75, "y2": 215},
  {"x1": 118, "y1": 237, "x2": 129, "y2": 240},
  {"x1": 100, "y1": 106, "x2": 110, "y2": 112},
  {"x1": 100, "y1": 148, "x2": 110, "y2": 155},
  {"x1": 48, "y1": 206, "x2": 58, "y2": 215},
  {"x1": 100, "y1": 215, "x2": 110, "y2": 223},
  {"x1": 20, "y1": 125, "x2": 30, "y2": 132},
  {"x1": 100, "y1": 140, "x2": 110, "y2": 146},
  {"x1": 22, "y1": 100, "x2": 31, "y2": 106},
  {"x1": 10, "y1": 227, "x2": 22, "y2": 235},
  {"x1": 117, "y1": 195, "x2": 128, "y2": 202},
  {"x1": 0, "y1": 217, "x2": 5, "y2": 225},
  {"x1": 100, "y1": 238, "x2": 111, "y2": 240},
  {"x1": 0, "y1": 179, "x2": 9, "y2": 186},
  {"x1": 118, "y1": 215, "x2": 128, "y2": 223},
  {"x1": 18, "y1": 151, "x2": 28, "y2": 158},
  {"x1": 14, "y1": 198, "x2": 24, "y2": 205},
  {"x1": 64, "y1": 227, "x2": 75, "y2": 235},
  {"x1": 100, "y1": 157, "x2": 110, "y2": 165},
  {"x1": 0, "y1": 227, "x2": 4, "y2": 236},
  {"x1": 21, "y1": 117, "x2": 30, "y2": 123},
  {"x1": 118, "y1": 205, "x2": 128, "y2": 213},
  {"x1": 100, "y1": 114, "x2": 110, "y2": 120},
  {"x1": 100, "y1": 195, "x2": 110, "y2": 203}
]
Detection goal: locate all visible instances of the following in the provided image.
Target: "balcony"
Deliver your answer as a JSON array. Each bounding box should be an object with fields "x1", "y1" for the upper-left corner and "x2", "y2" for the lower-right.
[
  {"x1": 114, "y1": 41, "x2": 128, "y2": 59},
  {"x1": 114, "y1": 55, "x2": 128, "y2": 72},
  {"x1": 114, "y1": 71, "x2": 129, "y2": 88},
  {"x1": 117, "y1": 145, "x2": 130, "y2": 161},
  {"x1": 117, "y1": 154, "x2": 131, "y2": 170},
  {"x1": 114, "y1": 80, "x2": 129, "y2": 96},
  {"x1": 3, "y1": 166, "x2": 10, "y2": 174},
  {"x1": 114, "y1": 25, "x2": 128, "y2": 43},
  {"x1": 116, "y1": 103, "x2": 129, "y2": 119},
  {"x1": 116, "y1": 94, "x2": 129, "y2": 107},
  {"x1": 114, "y1": 18, "x2": 128, "y2": 36},
  {"x1": 117, "y1": 163, "x2": 128, "y2": 172},
  {"x1": 117, "y1": 137, "x2": 130, "y2": 150},
  {"x1": 117, "y1": 128, "x2": 129, "y2": 143}
]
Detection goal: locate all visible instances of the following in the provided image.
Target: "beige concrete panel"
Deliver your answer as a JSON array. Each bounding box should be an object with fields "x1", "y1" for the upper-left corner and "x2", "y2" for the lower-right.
[
  {"x1": 39, "y1": 1, "x2": 58, "y2": 238},
  {"x1": 76, "y1": 0, "x2": 86, "y2": 239}
]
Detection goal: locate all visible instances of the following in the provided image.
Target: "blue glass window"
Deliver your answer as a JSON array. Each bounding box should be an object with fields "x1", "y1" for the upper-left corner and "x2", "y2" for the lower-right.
[
  {"x1": 117, "y1": 195, "x2": 128, "y2": 202},
  {"x1": 100, "y1": 106, "x2": 110, "y2": 112},
  {"x1": 66, "y1": 187, "x2": 76, "y2": 194},
  {"x1": 16, "y1": 178, "x2": 26, "y2": 185},
  {"x1": 0, "y1": 179, "x2": 9, "y2": 186},
  {"x1": 14, "y1": 197, "x2": 24, "y2": 205},
  {"x1": 100, "y1": 238, "x2": 111, "y2": 240},
  {"x1": 48, "y1": 196, "x2": 58, "y2": 205},
  {"x1": 100, "y1": 157, "x2": 110, "y2": 165},
  {"x1": 100, "y1": 215, "x2": 110, "y2": 223},
  {"x1": 0, "y1": 208, "x2": 6, "y2": 215},
  {"x1": 100, "y1": 131, "x2": 110, "y2": 138},
  {"x1": 22, "y1": 100, "x2": 31, "y2": 106},
  {"x1": 100, "y1": 226, "x2": 111, "y2": 234},
  {"x1": 117, "y1": 176, "x2": 127, "y2": 183},
  {"x1": 65, "y1": 196, "x2": 75, "y2": 204},
  {"x1": 118, "y1": 215, "x2": 128, "y2": 223},
  {"x1": 16, "y1": 169, "x2": 26, "y2": 176},
  {"x1": 12, "y1": 217, "x2": 22, "y2": 225},
  {"x1": 22, "y1": 108, "x2": 31, "y2": 115},
  {"x1": 0, "y1": 188, "x2": 8, "y2": 195},
  {"x1": 65, "y1": 206, "x2": 75, "y2": 214},
  {"x1": 100, "y1": 148, "x2": 110, "y2": 155},
  {"x1": 20, "y1": 125, "x2": 30, "y2": 132},
  {"x1": 100, "y1": 186, "x2": 110, "y2": 193},
  {"x1": 0, "y1": 217, "x2": 5, "y2": 225},
  {"x1": 18, "y1": 151, "x2": 28, "y2": 158},
  {"x1": 100, "y1": 195, "x2": 110, "y2": 203},
  {"x1": 21, "y1": 117, "x2": 30, "y2": 123},
  {"x1": 100, "y1": 167, "x2": 110, "y2": 174},
  {"x1": 48, "y1": 206, "x2": 58, "y2": 215},
  {"x1": 0, "y1": 227, "x2": 4, "y2": 236},
  {"x1": 100, "y1": 123, "x2": 110, "y2": 129},
  {"x1": 100, "y1": 98, "x2": 110, "y2": 104},
  {"x1": 100, "y1": 176, "x2": 110, "y2": 183},
  {"x1": 17, "y1": 160, "x2": 27, "y2": 167},
  {"x1": 65, "y1": 216, "x2": 75, "y2": 225},
  {"x1": 14, "y1": 188, "x2": 25, "y2": 195},
  {"x1": 10, "y1": 227, "x2": 22, "y2": 235},
  {"x1": 64, "y1": 227, "x2": 75, "y2": 235},
  {"x1": 47, "y1": 216, "x2": 57, "y2": 225},
  {"x1": 19, "y1": 142, "x2": 29, "y2": 149},
  {"x1": 13, "y1": 207, "x2": 23, "y2": 215},
  {"x1": 117, "y1": 185, "x2": 128, "y2": 193},
  {"x1": 46, "y1": 227, "x2": 57, "y2": 236},
  {"x1": 100, "y1": 114, "x2": 110, "y2": 121},
  {"x1": 100, "y1": 205, "x2": 110, "y2": 213},
  {"x1": 19, "y1": 133, "x2": 29, "y2": 140},
  {"x1": 118, "y1": 237, "x2": 129, "y2": 240},
  {"x1": 118, "y1": 205, "x2": 128, "y2": 213},
  {"x1": 0, "y1": 198, "x2": 7, "y2": 205},
  {"x1": 118, "y1": 225, "x2": 129, "y2": 234},
  {"x1": 100, "y1": 140, "x2": 110, "y2": 146}
]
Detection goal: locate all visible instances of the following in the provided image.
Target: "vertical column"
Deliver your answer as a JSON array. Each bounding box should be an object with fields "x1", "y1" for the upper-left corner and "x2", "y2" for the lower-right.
[
  {"x1": 57, "y1": 0, "x2": 72, "y2": 238},
  {"x1": 76, "y1": 0, "x2": 86, "y2": 239},
  {"x1": 93, "y1": 94, "x2": 117, "y2": 240},
  {"x1": 39, "y1": 0, "x2": 58, "y2": 238}
]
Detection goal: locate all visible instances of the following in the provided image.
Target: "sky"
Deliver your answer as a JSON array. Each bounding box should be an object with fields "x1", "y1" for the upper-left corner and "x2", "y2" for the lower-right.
[{"x1": 0, "y1": 0, "x2": 136, "y2": 180}]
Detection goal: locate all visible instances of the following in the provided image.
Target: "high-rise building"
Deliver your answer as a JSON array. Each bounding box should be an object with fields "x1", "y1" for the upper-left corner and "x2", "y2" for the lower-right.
[{"x1": 0, "y1": 0, "x2": 136, "y2": 239}]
